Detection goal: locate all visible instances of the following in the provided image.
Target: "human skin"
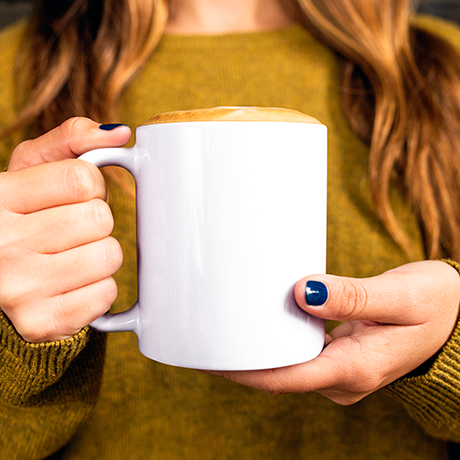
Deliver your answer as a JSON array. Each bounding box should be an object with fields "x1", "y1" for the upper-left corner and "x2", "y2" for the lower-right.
[
  {"x1": 0, "y1": 0, "x2": 297, "y2": 343},
  {"x1": 0, "y1": 118, "x2": 131, "y2": 342},
  {"x1": 208, "y1": 261, "x2": 460, "y2": 405},
  {"x1": 165, "y1": 0, "x2": 297, "y2": 34},
  {"x1": 165, "y1": 0, "x2": 460, "y2": 403},
  {"x1": 0, "y1": 0, "x2": 459, "y2": 404},
  {"x1": 2, "y1": 118, "x2": 459, "y2": 405}
]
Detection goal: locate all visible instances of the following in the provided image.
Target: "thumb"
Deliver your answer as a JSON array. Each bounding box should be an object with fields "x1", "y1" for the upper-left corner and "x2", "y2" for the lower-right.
[
  {"x1": 8, "y1": 117, "x2": 131, "y2": 171},
  {"x1": 294, "y1": 260, "x2": 460, "y2": 325}
]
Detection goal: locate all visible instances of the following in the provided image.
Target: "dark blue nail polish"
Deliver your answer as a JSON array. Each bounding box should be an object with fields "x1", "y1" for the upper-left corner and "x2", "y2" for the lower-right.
[
  {"x1": 99, "y1": 123, "x2": 127, "y2": 131},
  {"x1": 305, "y1": 281, "x2": 328, "y2": 306}
]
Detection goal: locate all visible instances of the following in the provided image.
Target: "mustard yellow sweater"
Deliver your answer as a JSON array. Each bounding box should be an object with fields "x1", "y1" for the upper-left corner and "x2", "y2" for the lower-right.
[{"x1": 1, "y1": 16, "x2": 460, "y2": 460}]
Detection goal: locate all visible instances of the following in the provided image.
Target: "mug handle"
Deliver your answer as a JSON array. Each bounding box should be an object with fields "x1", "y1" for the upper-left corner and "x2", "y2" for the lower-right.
[{"x1": 78, "y1": 147, "x2": 141, "y2": 335}]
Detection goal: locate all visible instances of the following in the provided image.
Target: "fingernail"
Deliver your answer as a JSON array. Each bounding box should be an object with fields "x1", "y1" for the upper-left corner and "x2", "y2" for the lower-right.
[
  {"x1": 305, "y1": 281, "x2": 328, "y2": 306},
  {"x1": 99, "y1": 123, "x2": 127, "y2": 131}
]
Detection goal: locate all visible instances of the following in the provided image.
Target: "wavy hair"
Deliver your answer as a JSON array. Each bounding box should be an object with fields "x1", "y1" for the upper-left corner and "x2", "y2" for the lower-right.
[
  {"x1": 9, "y1": 0, "x2": 460, "y2": 260},
  {"x1": 12, "y1": 0, "x2": 168, "y2": 132}
]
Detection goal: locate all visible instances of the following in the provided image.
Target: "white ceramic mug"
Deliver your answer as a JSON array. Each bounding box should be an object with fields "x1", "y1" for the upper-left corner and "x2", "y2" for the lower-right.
[{"x1": 80, "y1": 107, "x2": 327, "y2": 370}]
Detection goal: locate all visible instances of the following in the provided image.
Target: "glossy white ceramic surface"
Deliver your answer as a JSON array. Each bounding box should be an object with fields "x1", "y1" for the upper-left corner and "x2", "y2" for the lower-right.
[{"x1": 80, "y1": 120, "x2": 327, "y2": 370}]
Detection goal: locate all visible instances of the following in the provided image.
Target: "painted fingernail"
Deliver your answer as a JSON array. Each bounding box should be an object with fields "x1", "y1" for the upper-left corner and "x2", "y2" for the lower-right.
[
  {"x1": 305, "y1": 281, "x2": 328, "y2": 306},
  {"x1": 99, "y1": 123, "x2": 127, "y2": 131}
]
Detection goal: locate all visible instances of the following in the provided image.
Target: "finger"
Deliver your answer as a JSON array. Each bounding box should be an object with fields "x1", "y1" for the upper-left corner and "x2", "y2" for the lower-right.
[
  {"x1": 51, "y1": 277, "x2": 119, "y2": 339},
  {"x1": 210, "y1": 327, "x2": 400, "y2": 402},
  {"x1": 0, "y1": 159, "x2": 106, "y2": 213},
  {"x1": 8, "y1": 117, "x2": 131, "y2": 171},
  {"x1": 8, "y1": 199, "x2": 114, "y2": 253},
  {"x1": 1, "y1": 237, "x2": 122, "y2": 306},
  {"x1": 12, "y1": 277, "x2": 118, "y2": 343},
  {"x1": 37, "y1": 236, "x2": 123, "y2": 297},
  {"x1": 209, "y1": 353, "x2": 346, "y2": 396},
  {"x1": 294, "y1": 260, "x2": 460, "y2": 325}
]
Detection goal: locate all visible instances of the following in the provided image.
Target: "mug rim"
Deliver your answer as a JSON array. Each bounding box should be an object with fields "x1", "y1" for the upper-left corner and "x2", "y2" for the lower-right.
[{"x1": 142, "y1": 106, "x2": 323, "y2": 126}]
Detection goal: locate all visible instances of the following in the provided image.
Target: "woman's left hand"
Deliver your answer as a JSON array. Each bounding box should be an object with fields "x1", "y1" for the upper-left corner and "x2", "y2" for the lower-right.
[{"x1": 209, "y1": 261, "x2": 460, "y2": 405}]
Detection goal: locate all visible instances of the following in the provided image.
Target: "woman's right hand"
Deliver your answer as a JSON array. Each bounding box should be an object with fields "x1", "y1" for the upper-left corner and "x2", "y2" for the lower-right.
[{"x1": 0, "y1": 117, "x2": 132, "y2": 342}]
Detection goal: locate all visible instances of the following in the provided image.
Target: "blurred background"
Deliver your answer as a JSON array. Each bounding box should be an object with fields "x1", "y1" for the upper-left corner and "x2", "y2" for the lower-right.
[
  {"x1": 0, "y1": 0, "x2": 31, "y2": 29},
  {"x1": 0, "y1": 0, "x2": 459, "y2": 29},
  {"x1": 418, "y1": 0, "x2": 460, "y2": 20}
]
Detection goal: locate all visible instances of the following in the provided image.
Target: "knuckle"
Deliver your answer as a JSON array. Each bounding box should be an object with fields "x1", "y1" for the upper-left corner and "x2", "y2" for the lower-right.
[
  {"x1": 53, "y1": 279, "x2": 117, "y2": 335},
  {"x1": 15, "y1": 323, "x2": 37, "y2": 343},
  {"x1": 100, "y1": 237, "x2": 123, "y2": 273},
  {"x1": 12, "y1": 313, "x2": 49, "y2": 343},
  {"x1": 62, "y1": 160, "x2": 103, "y2": 202},
  {"x1": 22, "y1": 327, "x2": 50, "y2": 344},
  {"x1": 11, "y1": 139, "x2": 32, "y2": 159},
  {"x1": 42, "y1": 279, "x2": 118, "y2": 342},
  {"x1": 50, "y1": 298, "x2": 80, "y2": 341},
  {"x1": 98, "y1": 277, "x2": 119, "y2": 306},
  {"x1": 59, "y1": 117, "x2": 92, "y2": 140},
  {"x1": 84, "y1": 199, "x2": 114, "y2": 235},
  {"x1": 336, "y1": 279, "x2": 369, "y2": 320}
]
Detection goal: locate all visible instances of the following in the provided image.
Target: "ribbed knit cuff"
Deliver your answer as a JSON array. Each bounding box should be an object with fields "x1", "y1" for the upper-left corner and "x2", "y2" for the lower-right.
[
  {"x1": 0, "y1": 310, "x2": 92, "y2": 405},
  {"x1": 384, "y1": 259, "x2": 460, "y2": 440}
]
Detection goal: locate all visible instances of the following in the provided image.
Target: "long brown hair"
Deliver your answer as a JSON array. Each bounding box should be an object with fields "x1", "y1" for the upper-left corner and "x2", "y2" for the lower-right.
[
  {"x1": 9, "y1": 0, "x2": 460, "y2": 260},
  {"x1": 11, "y1": 0, "x2": 167, "y2": 132}
]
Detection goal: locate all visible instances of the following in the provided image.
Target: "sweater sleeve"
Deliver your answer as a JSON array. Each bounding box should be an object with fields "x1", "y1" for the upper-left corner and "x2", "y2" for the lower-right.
[
  {"x1": 384, "y1": 259, "x2": 460, "y2": 442},
  {"x1": 0, "y1": 310, "x2": 106, "y2": 460}
]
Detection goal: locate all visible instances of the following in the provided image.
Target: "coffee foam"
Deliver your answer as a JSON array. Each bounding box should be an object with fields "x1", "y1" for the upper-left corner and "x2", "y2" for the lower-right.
[{"x1": 143, "y1": 106, "x2": 322, "y2": 125}]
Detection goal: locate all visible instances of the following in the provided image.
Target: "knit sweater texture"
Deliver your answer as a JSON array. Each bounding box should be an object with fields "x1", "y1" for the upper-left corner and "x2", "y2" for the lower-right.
[{"x1": 1, "y1": 15, "x2": 460, "y2": 460}]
